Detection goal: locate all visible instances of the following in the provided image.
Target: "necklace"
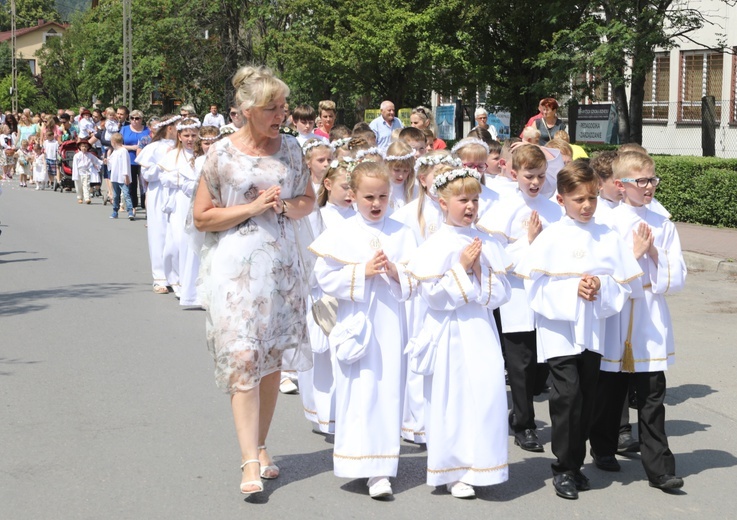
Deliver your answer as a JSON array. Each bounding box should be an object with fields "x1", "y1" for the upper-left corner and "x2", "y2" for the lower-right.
[{"x1": 359, "y1": 218, "x2": 386, "y2": 250}]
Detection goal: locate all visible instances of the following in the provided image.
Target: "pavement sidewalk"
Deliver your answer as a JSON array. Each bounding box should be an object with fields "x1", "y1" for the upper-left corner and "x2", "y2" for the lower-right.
[{"x1": 676, "y1": 222, "x2": 737, "y2": 274}]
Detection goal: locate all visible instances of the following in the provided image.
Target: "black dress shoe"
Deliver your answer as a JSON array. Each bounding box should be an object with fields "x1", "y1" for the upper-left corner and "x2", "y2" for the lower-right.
[
  {"x1": 573, "y1": 470, "x2": 590, "y2": 491},
  {"x1": 553, "y1": 474, "x2": 579, "y2": 499},
  {"x1": 590, "y1": 448, "x2": 621, "y2": 471},
  {"x1": 649, "y1": 474, "x2": 684, "y2": 490},
  {"x1": 617, "y1": 431, "x2": 640, "y2": 453},
  {"x1": 514, "y1": 429, "x2": 544, "y2": 452}
]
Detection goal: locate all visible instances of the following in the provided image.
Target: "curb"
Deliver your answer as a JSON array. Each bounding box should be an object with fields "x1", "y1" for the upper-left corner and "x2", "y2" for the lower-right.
[{"x1": 683, "y1": 251, "x2": 737, "y2": 275}]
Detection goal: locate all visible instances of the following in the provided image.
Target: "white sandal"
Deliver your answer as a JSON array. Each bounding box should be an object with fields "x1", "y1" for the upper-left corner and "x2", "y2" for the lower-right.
[
  {"x1": 257, "y1": 445, "x2": 280, "y2": 479},
  {"x1": 239, "y1": 459, "x2": 264, "y2": 495}
]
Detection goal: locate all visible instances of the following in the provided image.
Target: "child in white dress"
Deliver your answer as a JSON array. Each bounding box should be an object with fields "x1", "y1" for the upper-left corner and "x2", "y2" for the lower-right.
[
  {"x1": 384, "y1": 140, "x2": 417, "y2": 212},
  {"x1": 32, "y1": 143, "x2": 46, "y2": 190},
  {"x1": 309, "y1": 161, "x2": 416, "y2": 499},
  {"x1": 391, "y1": 151, "x2": 462, "y2": 444},
  {"x1": 159, "y1": 118, "x2": 201, "y2": 299},
  {"x1": 406, "y1": 167, "x2": 512, "y2": 499},
  {"x1": 72, "y1": 139, "x2": 102, "y2": 204},
  {"x1": 299, "y1": 159, "x2": 355, "y2": 432}
]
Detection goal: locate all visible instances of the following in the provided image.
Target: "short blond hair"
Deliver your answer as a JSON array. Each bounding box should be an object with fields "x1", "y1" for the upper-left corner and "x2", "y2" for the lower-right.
[
  {"x1": 512, "y1": 143, "x2": 547, "y2": 171},
  {"x1": 110, "y1": 132, "x2": 124, "y2": 146},
  {"x1": 611, "y1": 151, "x2": 654, "y2": 179}
]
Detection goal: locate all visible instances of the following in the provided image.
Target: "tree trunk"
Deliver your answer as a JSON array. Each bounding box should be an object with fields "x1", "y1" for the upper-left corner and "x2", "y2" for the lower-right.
[
  {"x1": 629, "y1": 73, "x2": 647, "y2": 145},
  {"x1": 612, "y1": 83, "x2": 630, "y2": 144}
]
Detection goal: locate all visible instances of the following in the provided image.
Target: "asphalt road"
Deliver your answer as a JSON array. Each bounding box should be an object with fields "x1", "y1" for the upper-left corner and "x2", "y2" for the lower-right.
[{"x1": 1, "y1": 181, "x2": 736, "y2": 519}]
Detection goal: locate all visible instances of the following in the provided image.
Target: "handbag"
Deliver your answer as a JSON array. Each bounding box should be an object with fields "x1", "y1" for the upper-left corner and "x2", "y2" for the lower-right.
[{"x1": 311, "y1": 295, "x2": 338, "y2": 336}]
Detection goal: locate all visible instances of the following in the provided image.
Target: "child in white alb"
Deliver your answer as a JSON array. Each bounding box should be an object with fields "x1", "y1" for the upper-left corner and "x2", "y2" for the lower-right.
[
  {"x1": 406, "y1": 167, "x2": 511, "y2": 499},
  {"x1": 384, "y1": 140, "x2": 417, "y2": 212},
  {"x1": 309, "y1": 161, "x2": 416, "y2": 500},
  {"x1": 514, "y1": 161, "x2": 642, "y2": 500},
  {"x1": 72, "y1": 139, "x2": 102, "y2": 204},
  {"x1": 32, "y1": 143, "x2": 46, "y2": 190}
]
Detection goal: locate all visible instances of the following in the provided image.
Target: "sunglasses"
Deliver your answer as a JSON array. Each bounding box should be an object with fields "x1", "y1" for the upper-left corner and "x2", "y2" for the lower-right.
[{"x1": 130, "y1": 116, "x2": 142, "y2": 120}]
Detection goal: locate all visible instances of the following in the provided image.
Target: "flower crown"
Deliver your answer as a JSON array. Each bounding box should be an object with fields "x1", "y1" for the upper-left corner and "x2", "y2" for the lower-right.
[
  {"x1": 354, "y1": 147, "x2": 382, "y2": 160},
  {"x1": 176, "y1": 118, "x2": 201, "y2": 131},
  {"x1": 152, "y1": 115, "x2": 182, "y2": 131},
  {"x1": 329, "y1": 137, "x2": 352, "y2": 150},
  {"x1": 302, "y1": 139, "x2": 330, "y2": 154},
  {"x1": 329, "y1": 157, "x2": 357, "y2": 173},
  {"x1": 451, "y1": 138, "x2": 490, "y2": 155},
  {"x1": 430, "y1": 167, "x2": 482, "y2": 196},
  {"x1": 414, "y1": 154, "x2": 462, "y2": 174},
  {"x1": 384, "y1": 150, "x2": 415, "y2": 163},
  {"x1": 199, "y1": 134, "x2": 220, "y2": 142},
  {"x1": 219, "y1": 126, "x2": 236, "y2": 136}
]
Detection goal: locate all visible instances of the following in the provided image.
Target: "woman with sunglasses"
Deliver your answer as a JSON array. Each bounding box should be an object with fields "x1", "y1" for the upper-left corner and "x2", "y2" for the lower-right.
[{"x1": 121, "y1": 110, "x2": 150, "y2": 213}]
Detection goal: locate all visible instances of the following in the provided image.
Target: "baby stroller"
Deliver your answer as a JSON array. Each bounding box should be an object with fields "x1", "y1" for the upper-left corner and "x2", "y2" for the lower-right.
[{"x1": 54, "y1": 140, "x2": 102, "y2": 197}]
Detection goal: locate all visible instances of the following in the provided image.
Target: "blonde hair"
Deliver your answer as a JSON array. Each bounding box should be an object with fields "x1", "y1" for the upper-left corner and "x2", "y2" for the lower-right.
[
  {"x1": 521, "y1": 125, "x2": 541, "y2": 142},
  {"x1": 436, "y1": 175, "x2": 482, "y2": 201},
  {"x1": 512, "y1": 144, "x2": 547, "y2": 171},
  {"x1": 303, "y1": 139, "x2": 332, "y2": 163},
  {"x1": 618, "y1": 142, "x2": 648, "y2": 154},
  {"x1": 318, "y1": 100, "x2": 336, "y2": 114},
  {"x1": 232, "y1": 65, "x2": 290, "y2": 111},
  {"x1": 317, "y1": 161, "x2": 350, "y2": 207},
  {"x1": 416, "y1": 156, "x2": 453, "y2": 239},
  {"x1": 348, "y1": 161, "x2": 391, "y2": 193},
  {"x1": 453, "y1": 142, "x2": 488, "y2": 163},
  {"x1": 384, "y1": 140, "x2": 416, "y2": 202},
  {"x1": 110, "y1": 133, "x2": 124, "y2": 146},
  {"x1": 545, "y1": 138, "x2": 573, "y2": 159},
  {"x1": 611, "y1": 151, "x2": 654, "y2": 179}
]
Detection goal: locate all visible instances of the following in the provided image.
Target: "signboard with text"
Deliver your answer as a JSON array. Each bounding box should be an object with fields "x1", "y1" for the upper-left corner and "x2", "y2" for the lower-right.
[{"x1": 575, "y1": 103, "x2": 618, "y2": 144}]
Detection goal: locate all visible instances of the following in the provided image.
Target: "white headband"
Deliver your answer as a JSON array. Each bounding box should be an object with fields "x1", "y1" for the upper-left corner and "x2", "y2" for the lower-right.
[
  {"x1": 176, "y1": 118, "x2": 201, "y2": 131},
  {"x1": 384, "y1": 150, "x2": 415, "y2": 162},
  {"x1": 414, "y1": 154, "x2": 462, "y2": 174},
  {"x1": 152, "y1": 115, "x2": 182, "y2": 131},
  {"x1": 430, "y1": 167, "x2": 482, "y2": 196},
  {"x1": 302, "y1": 140, "x2": 330, "y2": 154},
  {"x1": 451, "y1": 138, "x2": 490, "y2": 155}
]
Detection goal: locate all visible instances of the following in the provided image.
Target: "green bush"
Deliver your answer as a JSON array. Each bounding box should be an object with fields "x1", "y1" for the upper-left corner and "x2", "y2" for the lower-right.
[{"x1": 653, "y1": 156, "x2": 737, "y2": 228}]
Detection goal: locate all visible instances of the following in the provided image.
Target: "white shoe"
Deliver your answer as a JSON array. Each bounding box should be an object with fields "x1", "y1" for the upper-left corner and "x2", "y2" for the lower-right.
[
  {"x1": 279, "y1": 378, "x2": 298, "y2": 394},
  {"x1": 367, "y1": 477, "x2": 393, "y2": 499},
  {"x1": 447, "y1": 481, "x2": 475, "y2": 498}
]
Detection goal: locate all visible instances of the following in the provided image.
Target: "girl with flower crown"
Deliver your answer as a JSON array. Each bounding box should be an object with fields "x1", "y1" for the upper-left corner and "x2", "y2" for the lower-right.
[
  {"x1": 308, "y1": 160, "x2": 416, "y2": 499},
  {"x1": 390, "y1": 150, "x2": 461, "y2": 444},
  {"x1": 137, "y1": 114, "x2": 181, "y2": 294},
  {"x1": 158, "y1": 117, "x2": 201, "y2": 301},
  {"x1": 405, "y1": 167, "x2": 511, "y2": 499},
  {"x1": 450, "y1": 138, "x2": 502, "y2": 220},
  {"x1": 383, "y1": 140, "x2": 417, "y2": 212},
  {"x1": 296, "y1": 159, "x2": 356, "y2": 433}
]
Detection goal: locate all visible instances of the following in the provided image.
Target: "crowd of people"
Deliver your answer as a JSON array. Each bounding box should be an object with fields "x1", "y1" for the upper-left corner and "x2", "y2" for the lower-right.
[{"x1": 0, "y1": 69, "x2": 686, "y2": 503}]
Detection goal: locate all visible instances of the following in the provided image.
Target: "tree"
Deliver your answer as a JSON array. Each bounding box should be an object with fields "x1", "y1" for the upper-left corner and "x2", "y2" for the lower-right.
[
  {"x1": 0, "y1": 0, "x2": 61, "y2": 31},
  {"x1": 536, "y1": 1, "x2": 709, "y2": 144},
  {"x1": 0, "y1": 72, "x2": 54, "y2": 111}
]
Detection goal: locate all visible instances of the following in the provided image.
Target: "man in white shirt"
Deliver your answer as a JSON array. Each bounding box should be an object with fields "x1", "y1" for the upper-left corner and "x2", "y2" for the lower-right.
[
  {"x1": 203, "y1": 105, "x2": 226, "y2": 128},
  {"x1": 369, "y1": 100, "x2": 403, "y2": 151}
]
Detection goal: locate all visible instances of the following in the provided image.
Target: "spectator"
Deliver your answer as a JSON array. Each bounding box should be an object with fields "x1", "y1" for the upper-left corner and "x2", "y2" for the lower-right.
[{"x1": 202, "y1": 104, "x2": 226, "y2": 128}]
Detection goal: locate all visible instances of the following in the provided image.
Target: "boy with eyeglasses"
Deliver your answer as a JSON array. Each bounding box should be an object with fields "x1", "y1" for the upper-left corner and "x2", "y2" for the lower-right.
[{"x1": 590, "y1": 151, "x2": 686, "y2": 492}]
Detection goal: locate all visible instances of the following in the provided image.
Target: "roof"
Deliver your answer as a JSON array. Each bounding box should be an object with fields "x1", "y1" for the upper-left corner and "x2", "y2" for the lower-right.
[{"x1": 0, "y1": 21, "x2": 68, "y2": 43}]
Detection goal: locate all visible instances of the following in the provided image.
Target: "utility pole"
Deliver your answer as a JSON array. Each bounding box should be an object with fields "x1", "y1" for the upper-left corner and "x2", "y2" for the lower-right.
[
  {"x1": 122, "y1": 0, "x2": 133, "y2": 107},
  {"x1": 10, "y1": 0, "x2": 18, "y2": 113}
]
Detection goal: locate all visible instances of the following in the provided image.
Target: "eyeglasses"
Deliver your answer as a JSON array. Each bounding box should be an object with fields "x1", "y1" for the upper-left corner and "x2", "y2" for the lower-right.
[
  {"x1": 463, "y1": 162, "x2": 487, "y2": 173},
  {"x1": 621, "y1": 176, "x2": 660, "y2": 188}
]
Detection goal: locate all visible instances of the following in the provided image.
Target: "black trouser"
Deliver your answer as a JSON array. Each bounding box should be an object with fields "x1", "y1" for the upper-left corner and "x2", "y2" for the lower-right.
[
  {"x1": 547, "y1": 350, "x2": 601, "y2": 475},
  {"x1": 589, "y1": 371, "x2": 630, "y2": 456},
  {"x1": 504, "y1": 330, "x2": 548, "y2": 432},
  {"x1": 634, "y1": 371, "x2": 675, "y2": 480},
  {"x1": 129, "y1": 164, "x2": 144, "y2": 209}
]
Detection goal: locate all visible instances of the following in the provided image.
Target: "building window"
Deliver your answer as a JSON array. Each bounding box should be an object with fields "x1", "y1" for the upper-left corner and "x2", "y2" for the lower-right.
[
  {"x1": 44, "y1": 28, "x2": 62, "y2": 43},
  {"x1": 644, "y1": 53, "x2": 670, "y2": 121},
  {"x1": 680, "y1": 51, "x2": 723, "y2": 122}
]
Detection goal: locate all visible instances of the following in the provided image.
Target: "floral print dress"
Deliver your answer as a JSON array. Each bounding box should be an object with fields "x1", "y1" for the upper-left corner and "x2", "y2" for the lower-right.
[{"x1": 197, "y1": 135, "x2": 311, "y2": 393}]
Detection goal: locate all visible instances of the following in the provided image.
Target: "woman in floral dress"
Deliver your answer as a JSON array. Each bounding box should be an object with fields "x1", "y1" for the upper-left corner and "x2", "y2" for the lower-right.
[{"x1": 193, "y1": 66, "x2": 315, "y2": 496}]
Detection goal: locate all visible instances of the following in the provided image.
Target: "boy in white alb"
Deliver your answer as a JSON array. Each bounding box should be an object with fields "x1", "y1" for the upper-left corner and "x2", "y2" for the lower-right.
[
  {"x1": 477, "y1": 144, "x2": 563, "y2": 454},
  {"x1": 515, "y1": 161, "x2": 642, "y2": 500},
  {"x1": 591, "y1": 151, "x2": 687, "y2": 492},
  {"x1": 108, "y1": 133, "x2": 134, "y2": 220},
  {"x1": 72, "y1": 139, "x2": 103, "y2": 204}
]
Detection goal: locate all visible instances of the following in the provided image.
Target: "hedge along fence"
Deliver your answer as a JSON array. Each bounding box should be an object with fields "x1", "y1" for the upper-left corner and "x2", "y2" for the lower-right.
[{"x1": 652, "y1": 156, "x2": 737, "y2": 228}]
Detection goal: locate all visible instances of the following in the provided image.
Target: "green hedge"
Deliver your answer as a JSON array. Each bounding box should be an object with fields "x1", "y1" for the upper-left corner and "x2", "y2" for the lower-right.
[{"x1": 652, "y1": 156, "x2": 737, "y2": 228}]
